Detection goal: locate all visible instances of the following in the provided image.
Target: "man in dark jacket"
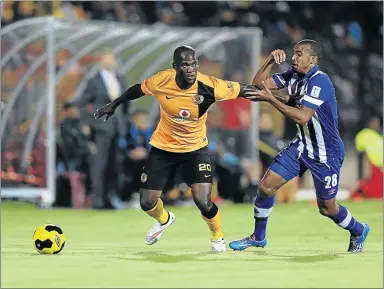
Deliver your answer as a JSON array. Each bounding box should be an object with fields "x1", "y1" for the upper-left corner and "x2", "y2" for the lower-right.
[{"x1": 77, "y1": 52, "x2": 127, "y2": 209}]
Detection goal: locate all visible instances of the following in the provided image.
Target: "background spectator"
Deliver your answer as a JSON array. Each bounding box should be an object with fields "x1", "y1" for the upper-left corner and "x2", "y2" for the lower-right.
[{"x1": 76, "y1": 52, "x2": 127, "y2": 210}]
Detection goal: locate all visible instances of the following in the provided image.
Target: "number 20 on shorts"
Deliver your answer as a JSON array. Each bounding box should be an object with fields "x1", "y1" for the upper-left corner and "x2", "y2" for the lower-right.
[
  {"x1": 324, "y1": 174, "x2": 338, "y2": 189},
  {"x1": 198, "y1": 164, "x2": 211, "y2": 172}
]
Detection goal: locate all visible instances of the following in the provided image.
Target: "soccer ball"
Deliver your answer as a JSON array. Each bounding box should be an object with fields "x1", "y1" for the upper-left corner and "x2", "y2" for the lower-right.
[{"x1": 33, "y1": 224, "x2": 66, "y2": 254}]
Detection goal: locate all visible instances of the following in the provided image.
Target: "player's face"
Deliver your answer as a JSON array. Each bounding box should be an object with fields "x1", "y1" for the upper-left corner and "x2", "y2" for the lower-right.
[
  {"x1": 176, "y1": 52, "x2": 199, "y2": 84},
  {"x1": 292, "y1": 44, "x2": 314, "y2": 74}
]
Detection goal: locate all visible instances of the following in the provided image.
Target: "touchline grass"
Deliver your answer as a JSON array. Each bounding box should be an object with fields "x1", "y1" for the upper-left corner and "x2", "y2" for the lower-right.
[{"x1": 1, "y1": 200, "x2": 382, "y2": 288}]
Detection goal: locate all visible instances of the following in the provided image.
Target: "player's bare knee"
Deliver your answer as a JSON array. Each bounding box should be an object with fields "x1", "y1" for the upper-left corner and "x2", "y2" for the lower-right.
[
  {"x1": 258, "y1": 180, "x2": 276, "y2": 197},
  {"x1": 318, "y1": 206, "x2": 330, "y2": 216},
  {"x1": 191, "y1": 183, "x2": 212, "y2": 213},
  {"x1": 140, "y1": 198, "x2": 157, "y2": 211},
  {"x1": 325, "y1": 201, "x2": 339, "y2": 216},
  {"x1": 139, "y1": 189, "x2": 160, "y2": 211},
  {"x1": 317, "y1": 198, "x2": 338, "y2": 217},
  {"x1": 192, "y1": 192, "x2": 212, "y2": 213},
  {"x1": 258, "y1": 171, "x2": 286, "y2": 196}
]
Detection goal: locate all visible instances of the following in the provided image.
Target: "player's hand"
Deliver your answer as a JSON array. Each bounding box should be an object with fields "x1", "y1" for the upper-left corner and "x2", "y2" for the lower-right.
[
  {"x1": 269, "y1": 49, "x2": 286, "y2": 64},
  {"x1": 287, "y1": 93, "x2": 303, "y2": 108},
  {"x1": 94, "y1": 103, "x2": 115, "y2": 121},
  {"x1": 239, "y1": 84, "x2": 260, "y2": 98},
  {"x1": 245, "y1": 81, "x2": 273, "y2": 102}
]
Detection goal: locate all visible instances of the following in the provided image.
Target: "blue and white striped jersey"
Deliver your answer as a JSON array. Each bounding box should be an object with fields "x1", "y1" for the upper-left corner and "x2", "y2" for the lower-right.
[{"x1": 271, "y1": 65, "x2": 345, "y2": 163}]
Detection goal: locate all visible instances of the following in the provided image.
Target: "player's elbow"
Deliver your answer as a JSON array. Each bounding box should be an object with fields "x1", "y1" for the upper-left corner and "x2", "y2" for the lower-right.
[
  {"x1": 253, "y1": 74, "x2": 268, "y2": 87},
  {"x1": 296, "y1": 118, "x2": 308, "y2": 126},
  {"x1": 296, "y1": 114, "x2": 311, "y2": 126}
]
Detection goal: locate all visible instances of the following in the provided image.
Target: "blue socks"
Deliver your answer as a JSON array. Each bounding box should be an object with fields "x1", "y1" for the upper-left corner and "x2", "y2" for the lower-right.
[
  {"x1": 329, "y1": 204, "x2": 364, "y2": 237},
  {"x1": 253, "y1": 189, "x2": 275, "y2": 241},
  {"x1": 253, "y1": 189, "x2": 364, "y2": 240}
]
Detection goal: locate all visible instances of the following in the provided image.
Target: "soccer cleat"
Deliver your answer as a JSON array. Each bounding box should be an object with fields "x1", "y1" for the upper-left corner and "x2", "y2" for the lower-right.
[
  {"x1": 229, "y1": 235, "x2": 267, "y2": 251},
  {"x1": 211, "y1": 238, "x2": 226, "y2": 252},
  {"x1": 145, "y1": 212, "x2": 176, "y2": 245},
  {"x1": 348, "y1": 223, "x2": 370, "y2": 253}
]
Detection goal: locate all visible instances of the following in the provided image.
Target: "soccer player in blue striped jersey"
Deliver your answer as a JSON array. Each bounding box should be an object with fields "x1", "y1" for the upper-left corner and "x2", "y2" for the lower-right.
[{"x1": 230, "y1": 39, "x2": 370, "y2": 253}]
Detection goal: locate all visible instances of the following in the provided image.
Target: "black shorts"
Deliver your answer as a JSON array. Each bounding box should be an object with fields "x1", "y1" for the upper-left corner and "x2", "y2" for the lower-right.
[{"x1": 140, "y1": 146, "x2": 212, "y2": 191}]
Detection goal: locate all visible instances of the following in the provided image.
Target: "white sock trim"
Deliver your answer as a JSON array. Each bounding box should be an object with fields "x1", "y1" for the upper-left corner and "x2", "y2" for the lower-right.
[
  {"x1": 254, "y1": 205, "x2": 273, "y2": 218},
  {"x1": 338, "y1": 209, "x2": 352, "y2": 228}
]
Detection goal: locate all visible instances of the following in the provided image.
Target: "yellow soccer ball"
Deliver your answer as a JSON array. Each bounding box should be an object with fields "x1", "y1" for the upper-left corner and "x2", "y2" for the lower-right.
[{"x1": 33, "y1": 224, "x2": 66, "y2": 254}]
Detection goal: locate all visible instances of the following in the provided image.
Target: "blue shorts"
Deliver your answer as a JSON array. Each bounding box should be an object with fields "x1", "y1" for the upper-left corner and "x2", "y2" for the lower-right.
[{"x1": 270, "y1": 141, "x2": 344, "y2": 200}]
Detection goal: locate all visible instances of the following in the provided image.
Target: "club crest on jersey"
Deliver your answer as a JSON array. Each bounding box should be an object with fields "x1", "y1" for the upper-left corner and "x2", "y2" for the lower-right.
[
  {"x1": 227, "y1": 81, "x2": 234, "y2": 93},
  {"x1": 141, "y1": 173, "x2": 147, "y2": 183},
  {"x1": 179, "y1": 109, "x2": 191, "y2": 119},
  {"x1": 192, "y1": 94, "x2": 204, "y2": 105},
  {"x1": 310, "y1": 86, "x2": 321, "y2": 98}
]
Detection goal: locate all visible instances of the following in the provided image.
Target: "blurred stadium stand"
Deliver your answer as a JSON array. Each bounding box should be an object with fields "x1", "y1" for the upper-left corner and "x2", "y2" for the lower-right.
[{"x1": 1, "y1": 1, "x2": 382, "y2": 208}]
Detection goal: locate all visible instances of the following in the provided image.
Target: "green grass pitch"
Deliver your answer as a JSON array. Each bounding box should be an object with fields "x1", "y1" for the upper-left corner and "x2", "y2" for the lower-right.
[{"x1": 1, "y1": 200, "x2": 382, "y2": 288}]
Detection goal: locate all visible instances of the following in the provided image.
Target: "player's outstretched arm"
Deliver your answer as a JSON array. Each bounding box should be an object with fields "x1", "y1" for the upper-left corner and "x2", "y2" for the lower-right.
[
  {"x1": 94, "y1": 84, "x2": 145, "y2": 121},
  {"x1": 252, "y1": 49, "x2": 286, "y2": 90},
  {"x1": 238, "y1": 83, "x2": 261, "y2": 97},
  {"x1": 240, "y1": 83, "x2": 291, "y2": 104},
  {"x1": 246, "y1": 82, "x2": 315, "y2": 126}
]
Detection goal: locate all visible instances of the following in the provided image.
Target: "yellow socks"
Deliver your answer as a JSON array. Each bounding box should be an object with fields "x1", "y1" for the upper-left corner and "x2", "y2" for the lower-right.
[
  {"x1": 144, "y1": 198, "x2": 169, "y2": 225},
  {"x1": 202, "y1": 209, "x2": 224, "y2": 240},
  {"x1": 145, "y1": 198, "x2": 223, "y2": 239}
]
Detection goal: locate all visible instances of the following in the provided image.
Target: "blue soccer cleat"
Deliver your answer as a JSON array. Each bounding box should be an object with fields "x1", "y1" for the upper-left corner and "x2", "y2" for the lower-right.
[
  {"x1": 229, "y1": 235, "x2": 267, "y2": 251},
  {"x1": 348, "y1": 223, "x2": 370, "y2": 253}
]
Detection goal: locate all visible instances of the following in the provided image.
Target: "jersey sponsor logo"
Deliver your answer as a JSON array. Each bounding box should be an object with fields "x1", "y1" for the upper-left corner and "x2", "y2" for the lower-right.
[
  {"x1": 172, "y1": 117, "x2": 189, "y2": 122},
  {"x1": 192, "y1": 94, "x2": 204, "y2": 105},
  {"x1": 178, "y1": 109, "x2": 191, "y2": 119},
  {"x1": 172, "y1": 109, "x2": 192, "y2": 121},
  {"x1": 310, "y1": 86, "x2": 321, "y2": 98}
]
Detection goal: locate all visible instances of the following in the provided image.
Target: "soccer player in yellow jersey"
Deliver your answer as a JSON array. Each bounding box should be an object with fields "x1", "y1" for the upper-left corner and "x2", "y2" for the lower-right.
[{"x1": 94, "y1": 45, "x2": 259, "y2": 252}]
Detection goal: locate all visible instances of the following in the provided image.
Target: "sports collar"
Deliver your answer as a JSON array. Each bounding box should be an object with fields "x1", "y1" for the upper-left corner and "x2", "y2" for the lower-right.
[{"x1": 304, "y1": 65, "x2": 319, "y2": 79}]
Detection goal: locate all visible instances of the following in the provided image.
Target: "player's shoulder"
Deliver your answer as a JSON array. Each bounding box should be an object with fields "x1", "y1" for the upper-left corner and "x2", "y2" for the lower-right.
[
  {"x1": 308, "y1": 70, "x2": 334, "y2": 94},
  {"x1": 309, "y1": 70, "x2": 332, "y2": 85},
  {"x1": 196, "y1": 71, "x2": 214, "y2": 85},
  {"x1": 141, "y1": 68, "x2": 176, "y2": 95},
  {"x1": 151, "y1": 68, "x2": 175, "y2": 81},
  {"x1": 197, "y1": 72, "x2": 236, "y2": 88}
]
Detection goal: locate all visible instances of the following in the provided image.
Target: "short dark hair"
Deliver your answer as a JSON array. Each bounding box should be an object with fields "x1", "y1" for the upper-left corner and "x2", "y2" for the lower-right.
[
  {"x1": 296, "y1": 39, "x2": 323, "y2": 59},
  {"x1": 173, "y1": 45, "x2": 196, "y2": 64}
]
